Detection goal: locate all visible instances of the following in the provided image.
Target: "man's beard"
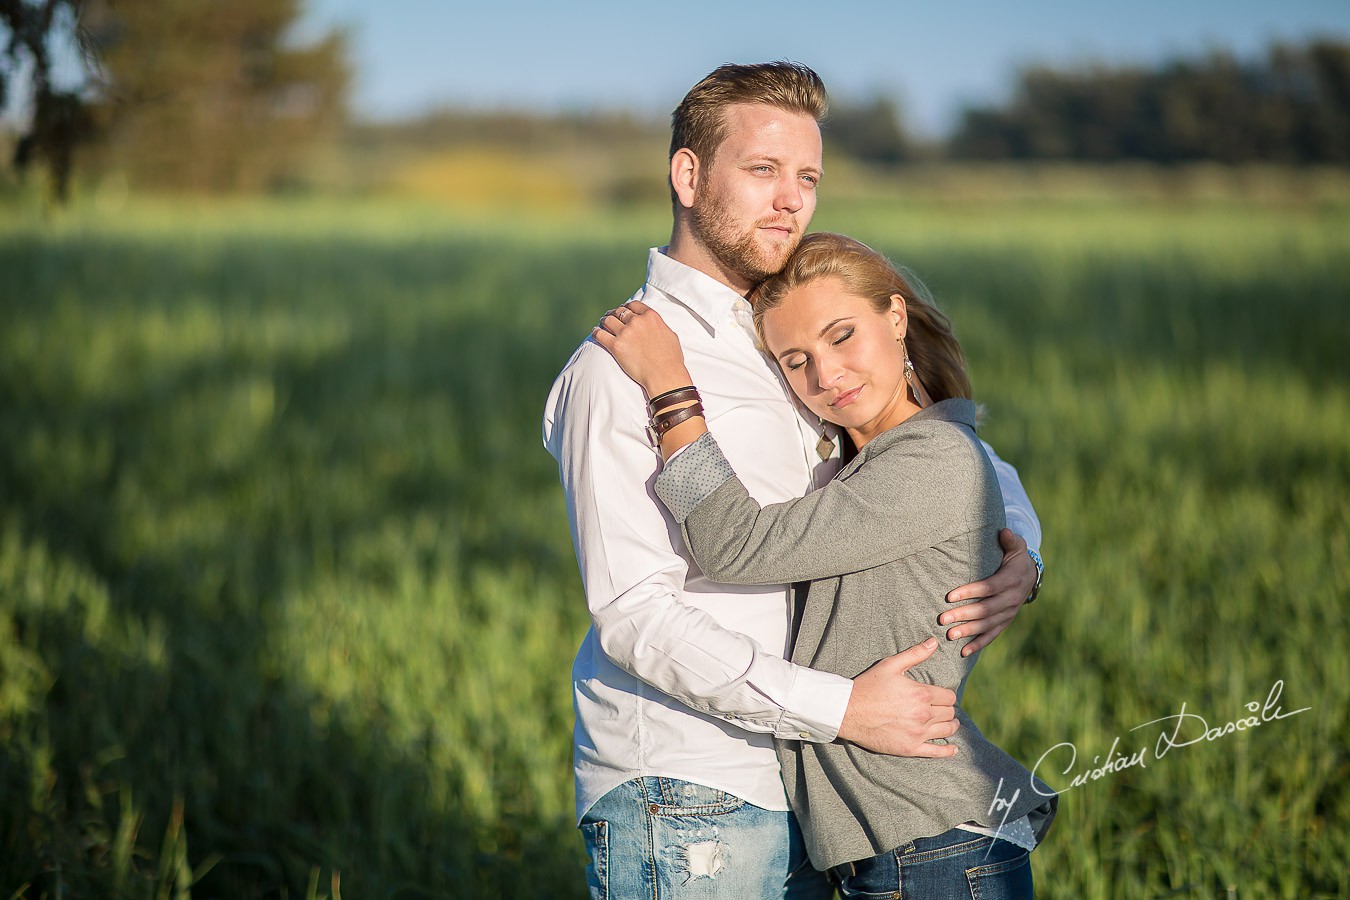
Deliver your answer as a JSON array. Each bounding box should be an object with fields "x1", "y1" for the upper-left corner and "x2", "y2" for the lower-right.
[{"x1": 690, "y1": 184, "x2": 800, "y2": 285}]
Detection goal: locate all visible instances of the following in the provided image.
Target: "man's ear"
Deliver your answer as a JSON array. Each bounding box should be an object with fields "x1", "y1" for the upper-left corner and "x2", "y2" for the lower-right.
[{"x1": 671, "y1": 148, "x2": 700, "y2": 210}]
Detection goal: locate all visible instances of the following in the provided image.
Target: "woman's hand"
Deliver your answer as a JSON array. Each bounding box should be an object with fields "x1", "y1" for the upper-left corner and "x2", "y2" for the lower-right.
[{"x1": 592, "y1": 301, "x2": 692, "y2": 397}]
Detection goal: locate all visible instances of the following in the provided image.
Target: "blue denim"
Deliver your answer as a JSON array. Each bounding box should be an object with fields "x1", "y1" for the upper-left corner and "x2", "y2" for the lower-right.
[
  {"x1": 579, "y1": 776, "x2": 833, "y2": 899},
  {"x1": 829, "y1": 826, "x2": 1034, "y2": 900}
]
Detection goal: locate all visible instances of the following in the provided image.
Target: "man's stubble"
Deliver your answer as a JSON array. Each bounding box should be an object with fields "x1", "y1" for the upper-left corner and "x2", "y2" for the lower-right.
[{"x1": 690, "y1": 178, "x2": 802, "y2": 287}]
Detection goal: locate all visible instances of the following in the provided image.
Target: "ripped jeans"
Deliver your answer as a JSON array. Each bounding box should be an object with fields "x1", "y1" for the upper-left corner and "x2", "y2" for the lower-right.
[{"x1": 579, "y1": 776, "x2": 832, "y2": 900}]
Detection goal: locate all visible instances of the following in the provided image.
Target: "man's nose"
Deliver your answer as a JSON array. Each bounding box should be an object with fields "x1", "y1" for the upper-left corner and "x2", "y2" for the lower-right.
[{"x1": 774, "y1": 174, "x2": 803, "y2": 213}]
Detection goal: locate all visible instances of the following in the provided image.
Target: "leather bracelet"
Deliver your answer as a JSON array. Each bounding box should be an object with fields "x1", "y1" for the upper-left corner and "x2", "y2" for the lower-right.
[
  {"x1": 647, "y1": 385, "x2": 700, "y2": 415},
  {"x1": 651, "y1": 402, "x2": 704, "y2": 436}
]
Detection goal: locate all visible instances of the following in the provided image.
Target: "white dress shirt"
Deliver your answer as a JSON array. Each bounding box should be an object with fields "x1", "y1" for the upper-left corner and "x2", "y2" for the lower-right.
[{"x1": 542, "y1": 247, "x2": 1042, "y2": 821}]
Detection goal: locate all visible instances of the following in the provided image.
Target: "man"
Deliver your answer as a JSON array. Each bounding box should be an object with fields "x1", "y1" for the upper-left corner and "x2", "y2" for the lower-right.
[{"x1": 542, "y1": 62, "x2": 1044, "y2": 898}]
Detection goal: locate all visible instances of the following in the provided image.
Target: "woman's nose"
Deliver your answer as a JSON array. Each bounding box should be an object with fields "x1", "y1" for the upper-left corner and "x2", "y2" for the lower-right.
[{"x1": 814, "y1": 356, "x2": 844, "y2": 389}]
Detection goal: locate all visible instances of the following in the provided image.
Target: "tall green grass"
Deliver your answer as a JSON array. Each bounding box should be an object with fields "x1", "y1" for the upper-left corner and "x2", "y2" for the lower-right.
[{"x1": 0, "y1": 197, "x2": 1346, "y2": 898}]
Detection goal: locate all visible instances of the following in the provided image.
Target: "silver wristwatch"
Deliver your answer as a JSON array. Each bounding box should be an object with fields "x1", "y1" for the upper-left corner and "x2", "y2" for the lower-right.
[{"x1": 1026, "y1": 549, "x2": 1044, "y2": 604}]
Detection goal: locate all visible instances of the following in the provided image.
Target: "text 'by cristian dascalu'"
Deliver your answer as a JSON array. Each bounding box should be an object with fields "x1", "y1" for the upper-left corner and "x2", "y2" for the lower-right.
[
  {"x1": 1031, "y1": 678, "x2": 1310, "y2": 797},
  {"x1": 984, "y1": 678, "x2": 1310, "y2": 832},
  {"x1": 982, "y1": 680, "x2": 1306, "y2": 847}
]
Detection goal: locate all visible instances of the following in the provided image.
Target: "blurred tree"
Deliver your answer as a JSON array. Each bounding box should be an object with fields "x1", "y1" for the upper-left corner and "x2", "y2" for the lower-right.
[
  {"x1": 81, "y1": 0, "x2": 349, "y2": 192},
  {"x1": 825, "y1": 95, "x2": 913, "y2": 165},
  {"x1": 1, "y1": 0, "x2": 100, "y2": 202},
  {"x1": 949, "y1": 39, "x2": 1350, "y2": 164}
]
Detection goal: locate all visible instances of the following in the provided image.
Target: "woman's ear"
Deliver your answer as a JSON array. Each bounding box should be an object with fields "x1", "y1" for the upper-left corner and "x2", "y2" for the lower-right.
[
  {"x1": 671, "y1": 148, "x2": 700, "y2": 209},
  {"x1": 889, "y1": 293, "x2": 909, "y2": 339}
]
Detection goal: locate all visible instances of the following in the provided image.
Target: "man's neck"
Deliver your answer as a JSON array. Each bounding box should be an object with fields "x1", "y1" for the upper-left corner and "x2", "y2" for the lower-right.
[{"x1": 667, "y1": 224, "x2": 755, "y2": 297}]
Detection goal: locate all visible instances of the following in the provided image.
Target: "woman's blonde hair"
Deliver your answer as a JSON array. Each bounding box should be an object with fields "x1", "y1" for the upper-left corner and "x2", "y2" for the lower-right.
[{"x1": 752, "y1": 232, "x2": 972, "y2": 402}]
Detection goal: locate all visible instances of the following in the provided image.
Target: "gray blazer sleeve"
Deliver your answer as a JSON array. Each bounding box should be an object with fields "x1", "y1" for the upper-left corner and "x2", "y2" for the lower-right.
[{"x1": 655, "y1": 427, "x2": 997, "y2": 585}]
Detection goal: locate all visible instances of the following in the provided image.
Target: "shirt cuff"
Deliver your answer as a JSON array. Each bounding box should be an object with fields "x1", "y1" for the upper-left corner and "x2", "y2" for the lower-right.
[
  {"x1": 655, "y1": 431, "x2": 736, "y2": 521},
  {"x1": 773, "y1": 666, "x2": 853, "y2": 743},
  {"x1": 1005, "y1": 510, "x2": 1041, "y2": 555}
]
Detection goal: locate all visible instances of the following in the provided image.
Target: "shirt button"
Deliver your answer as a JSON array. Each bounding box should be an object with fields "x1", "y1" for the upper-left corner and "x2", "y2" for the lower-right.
[{"x1": 799, "y1": 731, "x2": 811, "y2": 739}]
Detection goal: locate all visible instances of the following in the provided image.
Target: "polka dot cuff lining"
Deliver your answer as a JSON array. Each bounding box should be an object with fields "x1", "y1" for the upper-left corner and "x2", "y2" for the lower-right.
[{"x1": 655, "y1": 431, "x2": 737, "y2": 521}]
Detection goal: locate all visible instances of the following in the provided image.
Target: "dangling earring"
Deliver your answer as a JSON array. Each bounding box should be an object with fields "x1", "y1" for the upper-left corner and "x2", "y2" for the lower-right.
[
  {"x1": 815, "y1": 416, "x2": 834, "y2": 461},
  {"x1": 899, "y1": 336, "x2": 928, "y2": 409}
]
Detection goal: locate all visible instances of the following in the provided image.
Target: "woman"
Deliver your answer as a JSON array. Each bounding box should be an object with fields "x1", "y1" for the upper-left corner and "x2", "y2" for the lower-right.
[{"x1": 593, "y1": 233, "x2": 1056, "y2": 896}]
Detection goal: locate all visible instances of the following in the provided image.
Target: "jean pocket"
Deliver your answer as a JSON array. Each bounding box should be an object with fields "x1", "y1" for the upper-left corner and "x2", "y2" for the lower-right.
[
  {"x1": 834, "y1": 850, "x2": 901, "y2": 899},
  {"x1": 580, "y1": 820, "x2": 608, "y2": 900},
  {"x1": 649, "y1": 777, "x2": 746, "y2": 816},
  {"x1": 965, "y1": 844, "x2": 1032, "y2": 900}
]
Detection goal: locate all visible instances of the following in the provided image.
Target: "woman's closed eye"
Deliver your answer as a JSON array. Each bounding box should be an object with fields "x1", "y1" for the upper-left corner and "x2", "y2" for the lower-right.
[{"x1": 831, "y1": 328, "x2": 854, "y2": 345}]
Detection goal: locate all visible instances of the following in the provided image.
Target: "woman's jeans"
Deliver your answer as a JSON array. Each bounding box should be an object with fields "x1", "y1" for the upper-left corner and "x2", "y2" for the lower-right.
[
  {"x1": 579, "y1": 776, "x2": 833, "y2": 899},
  {"x1": 827, "y1": 825, "x2": 1034, "y2": 900}
]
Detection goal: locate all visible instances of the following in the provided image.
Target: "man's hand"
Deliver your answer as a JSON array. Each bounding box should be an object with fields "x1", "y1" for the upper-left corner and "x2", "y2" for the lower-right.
[
  {"x1": 836, "y1": 638, "x2": 960, "y2": 757},
  {"x1": 941, "y1": 528, "x2": 1036, "y2": 657}
]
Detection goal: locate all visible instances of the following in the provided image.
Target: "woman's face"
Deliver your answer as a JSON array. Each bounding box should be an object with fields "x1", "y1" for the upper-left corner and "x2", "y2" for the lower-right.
[{"x1": 761, "y1": 275, "x2": 916, "y2": 447}]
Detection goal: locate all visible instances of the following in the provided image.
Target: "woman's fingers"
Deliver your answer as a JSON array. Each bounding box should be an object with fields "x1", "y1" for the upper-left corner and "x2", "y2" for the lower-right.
[
  {"x1": 595, "y1": 301, "x2": 664, "y2": 337},
  {"x1": 595, "y1": 311, "x2": 630, "y2": 343}
]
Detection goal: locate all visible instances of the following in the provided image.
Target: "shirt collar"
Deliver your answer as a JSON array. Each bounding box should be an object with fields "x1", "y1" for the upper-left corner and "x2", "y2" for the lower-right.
[{"x1": 644, "y1": 246, "x2": 751, "y2": 338}]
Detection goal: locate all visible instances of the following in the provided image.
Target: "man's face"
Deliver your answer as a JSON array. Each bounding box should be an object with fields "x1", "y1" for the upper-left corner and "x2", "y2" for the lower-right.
[{"x1": 689, "y1": 103, "x2": 823, "y2": 286}]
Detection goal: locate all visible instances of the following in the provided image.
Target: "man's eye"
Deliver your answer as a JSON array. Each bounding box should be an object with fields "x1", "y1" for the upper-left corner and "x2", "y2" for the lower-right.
[{"x1": 801, "y1": 174, "x2": 818, "y2": 186}]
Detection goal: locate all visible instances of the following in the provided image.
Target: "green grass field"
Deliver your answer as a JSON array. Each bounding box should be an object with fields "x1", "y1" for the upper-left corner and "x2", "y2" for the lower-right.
[{"x1": 0, "y1": 193, "x2": 1346, "y2": 898}]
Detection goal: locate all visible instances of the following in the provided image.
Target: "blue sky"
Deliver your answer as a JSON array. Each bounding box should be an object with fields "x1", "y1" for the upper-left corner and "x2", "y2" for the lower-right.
[{"x1": 296, "y1": 0, "x2": 1350, "y2": 136}]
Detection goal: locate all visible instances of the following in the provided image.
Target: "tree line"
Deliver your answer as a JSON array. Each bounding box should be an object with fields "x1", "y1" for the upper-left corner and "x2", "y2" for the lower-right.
[{"x1": 946, "y1": 39, "x2": 1350, "y2": 164}]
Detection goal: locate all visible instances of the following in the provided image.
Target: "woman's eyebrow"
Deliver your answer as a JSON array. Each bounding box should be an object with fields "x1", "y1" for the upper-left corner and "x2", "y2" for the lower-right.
[
  {"x1": 776, "y1": 318, "x2": 855, "y2": 359},
  {"x1": 815, "y1": 317, "x2": 853, "y2": 338}
]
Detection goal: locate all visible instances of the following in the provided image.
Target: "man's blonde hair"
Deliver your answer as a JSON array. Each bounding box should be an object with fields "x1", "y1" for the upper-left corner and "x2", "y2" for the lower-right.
[{"x1": 669, "y1": 62, "x2": 828, "y2": 202}]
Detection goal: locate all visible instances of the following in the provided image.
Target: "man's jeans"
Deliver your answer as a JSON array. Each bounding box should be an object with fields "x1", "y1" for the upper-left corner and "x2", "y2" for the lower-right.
[
  {"x1": 579, "y1": 776, "x2": 832, "y2": 899},
  {"x1": 827, "y1": 825, "x2": 1034, "y2": 899}
]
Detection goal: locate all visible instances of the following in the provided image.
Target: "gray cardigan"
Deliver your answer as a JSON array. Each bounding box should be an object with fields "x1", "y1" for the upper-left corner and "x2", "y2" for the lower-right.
[{"x1": 655, "y1": 399, "x2": 1056, "y2": 870}]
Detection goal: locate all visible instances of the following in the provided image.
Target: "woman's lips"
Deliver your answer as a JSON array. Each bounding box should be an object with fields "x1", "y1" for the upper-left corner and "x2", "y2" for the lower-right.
[{"x1": 830, "y1": 386, "x2": 862, "y2": 409}]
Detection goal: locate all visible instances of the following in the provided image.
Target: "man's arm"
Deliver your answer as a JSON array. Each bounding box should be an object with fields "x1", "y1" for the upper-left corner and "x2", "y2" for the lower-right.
[
  {"x1": 543, "y1": 342, "x2": 957, "y2": 753},
  {"x1": 939, "y1": 440, "x2": 1043, "y2": 655}
]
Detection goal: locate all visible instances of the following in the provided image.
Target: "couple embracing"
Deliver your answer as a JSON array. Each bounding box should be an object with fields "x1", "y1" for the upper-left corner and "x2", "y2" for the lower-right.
[{"x1": 543, "y1": 62, "x2": 1057, "y2": 899}]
